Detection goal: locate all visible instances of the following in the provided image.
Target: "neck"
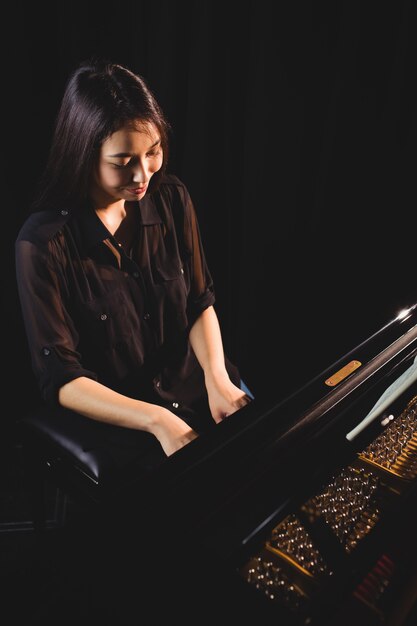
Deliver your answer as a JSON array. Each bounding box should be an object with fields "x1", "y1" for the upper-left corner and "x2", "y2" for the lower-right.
[{"x1": 95, "y1": 201, "x2": 126, "y2": 235}]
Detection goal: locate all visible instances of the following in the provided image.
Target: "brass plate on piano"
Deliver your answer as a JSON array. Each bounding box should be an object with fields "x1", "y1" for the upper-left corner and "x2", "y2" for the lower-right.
[{"x1": 325, "y1": 360, "x2": 362, "y2": 387}]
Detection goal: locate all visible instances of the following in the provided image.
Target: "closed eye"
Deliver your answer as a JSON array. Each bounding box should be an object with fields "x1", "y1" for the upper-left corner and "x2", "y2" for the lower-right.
[{"x1": 110, "y1": 150, "x2": 161, "y2": 168}]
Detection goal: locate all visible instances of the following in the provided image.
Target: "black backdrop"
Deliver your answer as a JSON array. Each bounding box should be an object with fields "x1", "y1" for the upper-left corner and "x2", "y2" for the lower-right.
[{"x1": 3, "y1": 0, "x2": 416, "y2": 424}]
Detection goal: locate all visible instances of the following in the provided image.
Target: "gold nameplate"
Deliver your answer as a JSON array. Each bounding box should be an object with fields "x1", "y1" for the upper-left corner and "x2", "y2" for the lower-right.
[{"x1": 325, "y1": 360, "x2": 361, "y2": 387}]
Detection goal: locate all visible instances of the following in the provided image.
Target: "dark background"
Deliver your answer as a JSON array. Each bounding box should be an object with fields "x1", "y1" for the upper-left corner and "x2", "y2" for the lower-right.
[{"x1": 3, "y1": 0, "x2": 416, "y2": 430}]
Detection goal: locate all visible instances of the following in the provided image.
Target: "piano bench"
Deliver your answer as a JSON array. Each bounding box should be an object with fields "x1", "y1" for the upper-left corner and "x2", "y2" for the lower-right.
[{"x1": 17, "y1": 405, "x2": 166, "y2": 531}]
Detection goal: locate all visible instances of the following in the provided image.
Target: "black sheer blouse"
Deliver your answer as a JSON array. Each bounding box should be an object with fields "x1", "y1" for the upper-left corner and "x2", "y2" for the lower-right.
[{"x1": 15, "y1": 174, "x2": 239, "y2": 429}]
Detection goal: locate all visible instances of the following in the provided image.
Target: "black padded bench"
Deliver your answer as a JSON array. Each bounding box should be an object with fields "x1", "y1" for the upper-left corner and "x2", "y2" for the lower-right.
[{"x1": 18, "y1": 404, "x2": 167, "y2": 530}]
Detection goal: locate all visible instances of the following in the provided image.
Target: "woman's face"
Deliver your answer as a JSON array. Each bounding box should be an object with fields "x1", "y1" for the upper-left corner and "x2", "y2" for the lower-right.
[{"x1": 91, "y1": 120, "x2": 163, "y2": 205}]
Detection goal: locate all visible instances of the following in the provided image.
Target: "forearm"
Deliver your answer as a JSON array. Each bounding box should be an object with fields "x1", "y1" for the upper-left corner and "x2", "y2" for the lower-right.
[
  {"x1": 189, "y1": 306, "x2": 249, "y2": 423},
  {"x1": 58, "y1": 376, "x2": 164, "y2": 432}
]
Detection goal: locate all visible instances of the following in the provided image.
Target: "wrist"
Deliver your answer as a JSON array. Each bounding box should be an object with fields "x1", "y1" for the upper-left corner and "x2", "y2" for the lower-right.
[
  {"x1": 139, "y1": 402, "x2": 171, "y2": 436},
  {"x1": 150, "y1": 406, "x2": 184, "y2": 443},
  {"x1": 204, "y1": 364, "x2": 229, "y2": 388}
]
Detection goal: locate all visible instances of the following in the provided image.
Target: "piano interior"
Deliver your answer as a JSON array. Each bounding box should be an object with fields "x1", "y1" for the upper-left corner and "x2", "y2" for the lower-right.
[{"x1": 238, "y1": 393, "x2": 417, "y2": 626}]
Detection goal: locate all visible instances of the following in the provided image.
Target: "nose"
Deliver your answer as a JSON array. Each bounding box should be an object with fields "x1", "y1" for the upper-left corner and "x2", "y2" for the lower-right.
[{"x1": 131, "y1": 160, "x2": 148, "y2": 184}]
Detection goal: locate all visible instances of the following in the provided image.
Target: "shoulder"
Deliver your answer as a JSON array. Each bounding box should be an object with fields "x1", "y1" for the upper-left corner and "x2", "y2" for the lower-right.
[
  {"x1": 159, "y1": 174, "x2": 190, "y2": 197},
  {"x1": 157, "y1": 174, "x2": 193, "y2": 205},
  {"x1": 159, "y1": 173, "x2": 188, "y2": 192},
  {"x1": 15, "y1": 208, "x2": 70, "y2": 248}
]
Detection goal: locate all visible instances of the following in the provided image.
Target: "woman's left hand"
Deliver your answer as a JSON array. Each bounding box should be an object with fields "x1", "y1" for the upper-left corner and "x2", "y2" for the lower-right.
[{"x1": 206, "y1": 375, "x2": 252, "y2": 424}]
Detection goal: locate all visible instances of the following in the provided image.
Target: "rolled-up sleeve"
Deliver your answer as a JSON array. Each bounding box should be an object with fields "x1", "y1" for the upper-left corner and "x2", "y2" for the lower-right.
[
  {"x1": 173, "y1": 181, "x2": 216, "y2": 327},
  {"x1": 15, "y1": 238, "x2": 98, "y2": 405}
]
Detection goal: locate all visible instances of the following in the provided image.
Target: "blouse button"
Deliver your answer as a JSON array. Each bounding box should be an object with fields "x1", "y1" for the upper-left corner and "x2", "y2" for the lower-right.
[
  {"x1": 155, "y1": 380, "x2": 161, "y2": 389},
  {"x1": 172, "y1": 402, "x2": 179, "y2": 409},
  {"x1": 42, "y1": 347, "x2": 51, "y2": 356},
  {"x1": 60, "y1": 209, "x2": 69, "y2": 216},
  {"x1": 180, "y1": 267, "x2": 184, "y2": 274},
  {"x1": 143, "y1": 312, "x2": 150, "y2": 321},
  {"x1": 133, "y1": 271, "x2": 139, "y2": 278},
  {"x1": 100, "y1": 313, "x2": 108, "y2": 321}
]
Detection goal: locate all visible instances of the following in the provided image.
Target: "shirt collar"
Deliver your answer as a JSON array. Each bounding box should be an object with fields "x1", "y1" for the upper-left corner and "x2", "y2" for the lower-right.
[
  {"x1": 73, "y1": 195, "x2": 162, "y2": 252},
  {"x1": 138, "y1": 194, "x2": 162, "y2": 226},
  {"x1": 75, "y1": 205, "x2": 111, "y2": 251}
]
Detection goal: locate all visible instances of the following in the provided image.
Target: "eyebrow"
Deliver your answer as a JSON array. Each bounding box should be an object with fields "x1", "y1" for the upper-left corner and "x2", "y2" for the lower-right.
[{"x1": 106, "y1": 139, "x2": 161, "y2": 158}]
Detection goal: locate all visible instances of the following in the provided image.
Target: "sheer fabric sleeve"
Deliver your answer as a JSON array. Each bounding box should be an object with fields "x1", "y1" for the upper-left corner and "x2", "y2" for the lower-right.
[
  {"x1": 15, "y1": 237, "x2": 98, "y2": 406},
  {"x1": 173, "y1": 181, "x2": 216, "y2": 328}
]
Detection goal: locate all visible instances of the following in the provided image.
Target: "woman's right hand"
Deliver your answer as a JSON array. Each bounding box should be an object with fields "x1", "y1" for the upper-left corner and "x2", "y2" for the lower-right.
[{"x1": 152, "y1": 408, "x2": 199, "y2": 456}]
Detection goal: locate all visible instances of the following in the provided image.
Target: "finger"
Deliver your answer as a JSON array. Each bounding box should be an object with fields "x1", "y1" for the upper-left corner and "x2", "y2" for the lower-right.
[{"x1": 236, "y1": 394, "x2": 252, "y2": 409}]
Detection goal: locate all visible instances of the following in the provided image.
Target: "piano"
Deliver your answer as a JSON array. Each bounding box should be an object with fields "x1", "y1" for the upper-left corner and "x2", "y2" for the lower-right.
[{"x1": 79, "y1": 302, "x2": 417, "y2": 625}]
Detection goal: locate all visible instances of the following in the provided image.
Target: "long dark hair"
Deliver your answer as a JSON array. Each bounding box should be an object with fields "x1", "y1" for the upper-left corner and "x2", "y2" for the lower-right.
[{"x1": 31, "y1": 59, "x2": 171, "y2": 212}]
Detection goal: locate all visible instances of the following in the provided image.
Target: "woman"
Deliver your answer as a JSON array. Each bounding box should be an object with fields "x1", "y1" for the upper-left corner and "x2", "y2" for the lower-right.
[{"x1": 15, "y1": 59, "x2": 251, "y2": 460}]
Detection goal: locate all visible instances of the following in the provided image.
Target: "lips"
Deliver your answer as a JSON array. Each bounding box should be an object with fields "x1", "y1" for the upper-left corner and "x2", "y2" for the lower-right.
[{"x1": 126, "y1": 185, "x2": 148, "y2": 196}]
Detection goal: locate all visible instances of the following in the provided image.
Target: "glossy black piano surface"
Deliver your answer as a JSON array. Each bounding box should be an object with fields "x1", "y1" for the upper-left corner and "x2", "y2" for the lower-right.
[{"x1": 83, "y1": 302, "x2": 417, "y2": 626}]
